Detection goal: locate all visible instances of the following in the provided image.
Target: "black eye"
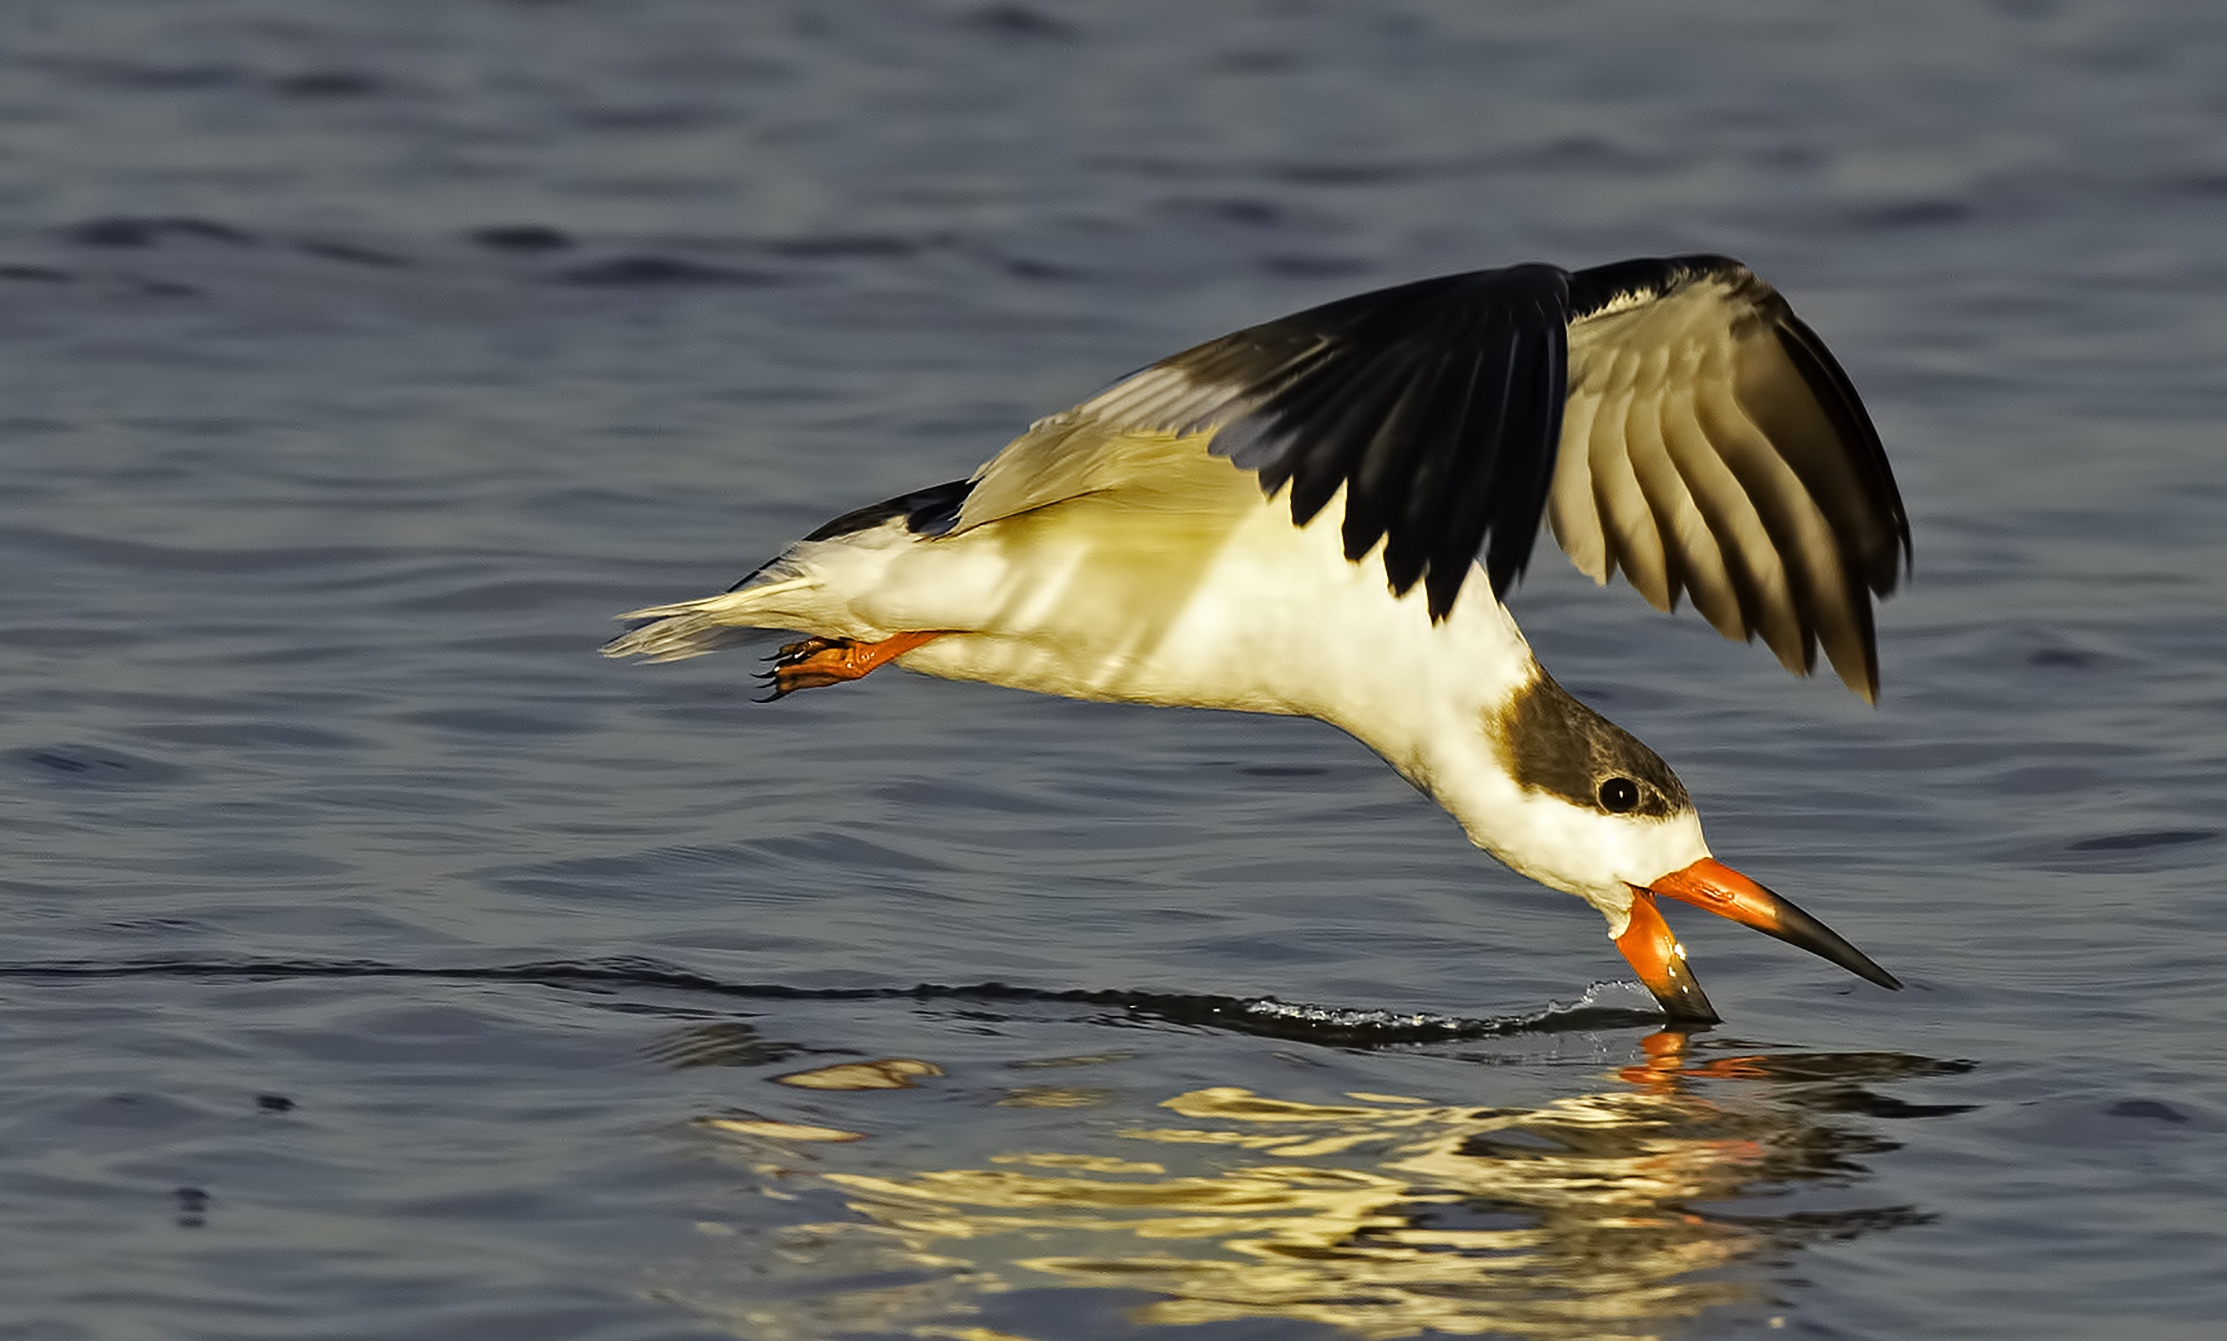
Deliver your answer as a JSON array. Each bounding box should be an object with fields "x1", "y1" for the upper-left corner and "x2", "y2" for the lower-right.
[{"x1": 1598, "y1": 777, "x2": 1640, "y2": 813}]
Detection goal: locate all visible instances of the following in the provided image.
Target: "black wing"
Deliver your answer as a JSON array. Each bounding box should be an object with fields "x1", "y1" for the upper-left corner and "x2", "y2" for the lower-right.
[
  {"x1": 1101, "y1": 264, "x2": 1575, "y2": 618},
  {"x1": 959, "y1": 255, "x2": 1908, "y2": 694}
]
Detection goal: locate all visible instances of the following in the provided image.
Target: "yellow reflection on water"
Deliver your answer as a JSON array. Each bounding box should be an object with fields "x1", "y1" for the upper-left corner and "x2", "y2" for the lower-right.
[{"x1": 661, "y1": 1033, "x2": 1938, "y2": 1340}]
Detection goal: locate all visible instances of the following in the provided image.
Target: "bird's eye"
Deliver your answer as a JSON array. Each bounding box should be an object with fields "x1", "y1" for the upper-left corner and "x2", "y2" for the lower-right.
[{"x1": 1598, "y1": 777, "x2": 1640, "y2": 813}]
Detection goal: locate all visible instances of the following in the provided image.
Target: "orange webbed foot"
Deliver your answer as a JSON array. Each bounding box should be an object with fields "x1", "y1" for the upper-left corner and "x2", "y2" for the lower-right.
[{"x1": 757, "y1": 631, "x2": 945, "y2": 700}]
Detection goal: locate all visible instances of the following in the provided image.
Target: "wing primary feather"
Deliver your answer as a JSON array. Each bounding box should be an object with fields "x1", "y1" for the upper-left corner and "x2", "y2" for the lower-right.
[
  {"x1": 1658, "y1": 382, "x2": 1780, "y2": 652},
  {"x1": 1374, "y1": 314, "x2": 1503, "y2": 593},
  {"x1": 1825, "y1": 573, "x2": 1884, "y2": 703},
  {"x1": 1365, "y1": 348, "x2": 1468, "y2": 584},
  {"x1": 1408, "y1": 315, "x2": 1517, "y2": 615},
  {"x1": 1769, "y1": 312, "x2": 1911, "y2": 590},
  {"x1": 1295, "y1": 365, "x2": 1421, "y2": 532},
  {"x1": 1254, "y1": 338, "x2": 1423, "y2": 526},
  {"x1": 1478, "y1": 294, "x2": 1570, "y2": 602},
  {"x1": 1584, "y1": 371, "x2": 1673, "y2": 609},
  {"x1": 1687, "y1": 376, "x2": 1831, "y2": 667},
  {"x1": 1462, "y1": 273, "x2": 1571, "y2": 609},
  {"x1": 1378, "y1": 343, "x2": 1487, "y2": 595},
  {"x1": 1547, "y1": 356, "x2": 1611, "y2": 584},
  {"x1": 1620, "y1": 362, "x2": 1697, "y2": 615}
]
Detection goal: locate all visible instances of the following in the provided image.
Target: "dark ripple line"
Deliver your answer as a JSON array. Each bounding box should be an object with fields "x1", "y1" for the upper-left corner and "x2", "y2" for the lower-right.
[{"x1": 0, "y1": 956, "x2": 1663, "y2": 1044}]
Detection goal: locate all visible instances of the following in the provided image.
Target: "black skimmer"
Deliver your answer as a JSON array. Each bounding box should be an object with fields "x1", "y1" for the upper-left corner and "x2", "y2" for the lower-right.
[{"x1": 606, "y1": 255, "x2": 1910, "y2": 1024}]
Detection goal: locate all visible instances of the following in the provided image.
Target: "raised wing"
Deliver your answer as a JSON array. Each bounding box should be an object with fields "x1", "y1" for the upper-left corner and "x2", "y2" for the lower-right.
[
  {"x1": 957, "y1": 265, "x2": 1574, "y2": 618},
  {"x1": 956, "y1": 255, "x2": 1908, "y2": 697},
  {"x1": 1550, "y1": 257, "x2": 1908, "y2": 700}
]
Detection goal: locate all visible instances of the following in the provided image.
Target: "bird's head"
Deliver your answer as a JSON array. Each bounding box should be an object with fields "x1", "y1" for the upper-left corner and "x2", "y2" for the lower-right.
[{"x1": 1472, "y1": 670, "x2": 1900, "y2": 1024}]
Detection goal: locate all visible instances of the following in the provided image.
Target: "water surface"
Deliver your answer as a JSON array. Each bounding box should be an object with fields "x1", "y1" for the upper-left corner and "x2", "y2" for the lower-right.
[{"x1": 3, "y1": 2, "x2": 2224, "y2": 1338}]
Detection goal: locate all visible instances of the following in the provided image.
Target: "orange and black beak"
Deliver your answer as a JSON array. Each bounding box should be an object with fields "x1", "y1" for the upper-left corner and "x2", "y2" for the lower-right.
[{"x1": 1615, "y1": 857, "x2": 1902, "y2": 1025}]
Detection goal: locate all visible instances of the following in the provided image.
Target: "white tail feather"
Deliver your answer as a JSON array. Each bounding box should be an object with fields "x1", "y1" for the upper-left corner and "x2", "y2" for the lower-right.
[{"x1": 603, "y1": 577, "x2": 815, "y2": 663}]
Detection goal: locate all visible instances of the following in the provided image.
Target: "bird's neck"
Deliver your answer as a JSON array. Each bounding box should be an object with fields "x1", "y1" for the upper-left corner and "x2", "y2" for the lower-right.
[{"x1": 1311, "y1": 584, "x2": 1543, "y2": 831}]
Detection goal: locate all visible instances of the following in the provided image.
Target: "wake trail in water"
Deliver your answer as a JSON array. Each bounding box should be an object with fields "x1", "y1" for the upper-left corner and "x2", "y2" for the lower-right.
[{"x1": 0, "y1": 956, "x2": 1670, "y2": 1042}]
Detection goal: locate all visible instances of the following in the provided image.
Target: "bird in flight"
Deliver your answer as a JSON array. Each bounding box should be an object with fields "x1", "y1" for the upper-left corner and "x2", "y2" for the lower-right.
[{"x1": 606, "y1": 255, "x2": 1911, "y2": 1025}]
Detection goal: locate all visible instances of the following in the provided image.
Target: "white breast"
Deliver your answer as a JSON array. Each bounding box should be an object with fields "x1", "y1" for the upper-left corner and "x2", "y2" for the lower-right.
[{"x1": 846, "y1": 487, "x2": 1540, "y2": 757}]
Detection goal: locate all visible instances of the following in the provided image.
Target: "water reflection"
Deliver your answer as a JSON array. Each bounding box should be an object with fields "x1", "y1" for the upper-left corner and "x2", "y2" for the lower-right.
[{"x1": 653, "y1": 1032, "x2": 1965, "y2": 1340}]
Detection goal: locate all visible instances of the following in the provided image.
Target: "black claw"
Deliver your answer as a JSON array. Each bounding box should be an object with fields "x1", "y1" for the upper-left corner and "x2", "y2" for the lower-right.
[
  {"x1": 749, "y1": 635, "x2": 853, "y2": 702},
  {"x1": 766, "y1": 636, "x2": 842, "y2": 670}
]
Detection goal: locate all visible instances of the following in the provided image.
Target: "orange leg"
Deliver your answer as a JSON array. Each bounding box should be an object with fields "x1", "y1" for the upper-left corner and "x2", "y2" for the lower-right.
[{"x1": 758, "y1": 630, "x2": 946, "y2": 700}]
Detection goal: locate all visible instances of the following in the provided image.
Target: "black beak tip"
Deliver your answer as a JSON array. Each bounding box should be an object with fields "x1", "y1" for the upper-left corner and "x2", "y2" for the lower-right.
[
  {"x1": 1648, "y1": 959, "x2": 1722, "y2": 1026},
  {"x1": 1763, "y1": 896, "x2": 1903, "y2": 992}
]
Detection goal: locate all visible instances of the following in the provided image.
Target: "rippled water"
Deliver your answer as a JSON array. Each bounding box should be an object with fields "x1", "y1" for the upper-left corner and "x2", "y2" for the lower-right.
[{"x1": 4, "y1": 2, "x2": 2225, "y2": 1338}]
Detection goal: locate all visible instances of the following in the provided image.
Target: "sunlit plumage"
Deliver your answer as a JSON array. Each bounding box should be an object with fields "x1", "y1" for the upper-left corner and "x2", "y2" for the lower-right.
[{"x1": 606, "y1": 255, "x2": 1911, "y2": 1023}]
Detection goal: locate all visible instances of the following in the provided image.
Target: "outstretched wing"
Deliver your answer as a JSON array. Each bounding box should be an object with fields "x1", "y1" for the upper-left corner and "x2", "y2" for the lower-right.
[
  {"x1": 955, "y1": 255, "x2": 1908, "y2": 697},
  {"x1": 1550, "y1": 257, "x2": 1908, "y2": 700},
  {"x1": 957, "y1": 264, "x2": 1573, "y2": 619}
]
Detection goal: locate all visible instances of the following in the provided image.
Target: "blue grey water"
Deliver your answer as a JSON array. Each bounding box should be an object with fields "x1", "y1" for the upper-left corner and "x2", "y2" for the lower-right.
[{"x1": 2, "y1": 1, "x2": 2224, "y2": 1337}]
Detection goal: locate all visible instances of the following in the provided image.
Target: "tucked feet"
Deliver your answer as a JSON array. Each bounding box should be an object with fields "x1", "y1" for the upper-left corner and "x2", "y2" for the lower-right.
[{"x1": 758, "y1": 631, "x2": 946, "y2": 700}]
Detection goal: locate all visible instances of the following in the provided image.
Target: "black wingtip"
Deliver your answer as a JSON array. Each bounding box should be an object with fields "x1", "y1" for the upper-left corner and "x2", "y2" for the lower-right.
[
  {"x1": 1173, "y1": 264, "x2": 1575, "y2": 622},
  {"x1": 1769, "y1": 314, "x2": 1911, "y2": 591}
]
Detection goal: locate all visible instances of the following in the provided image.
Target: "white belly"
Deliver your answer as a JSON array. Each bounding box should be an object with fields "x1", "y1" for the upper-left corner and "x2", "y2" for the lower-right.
[{"x1": 834, "y1": 489, "x2": 1538, "y2": 739}]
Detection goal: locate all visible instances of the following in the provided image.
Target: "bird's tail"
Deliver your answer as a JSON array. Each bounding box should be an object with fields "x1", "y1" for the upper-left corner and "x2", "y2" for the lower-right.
[{"x1": 601, "y1": 576, "x2": 814, "y2": 663}]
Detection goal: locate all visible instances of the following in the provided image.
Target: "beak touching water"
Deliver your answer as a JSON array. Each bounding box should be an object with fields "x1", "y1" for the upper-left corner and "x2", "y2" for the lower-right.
[{"x1": 1615, "y1": 857, "x2": 1902, "y2": 1026}]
